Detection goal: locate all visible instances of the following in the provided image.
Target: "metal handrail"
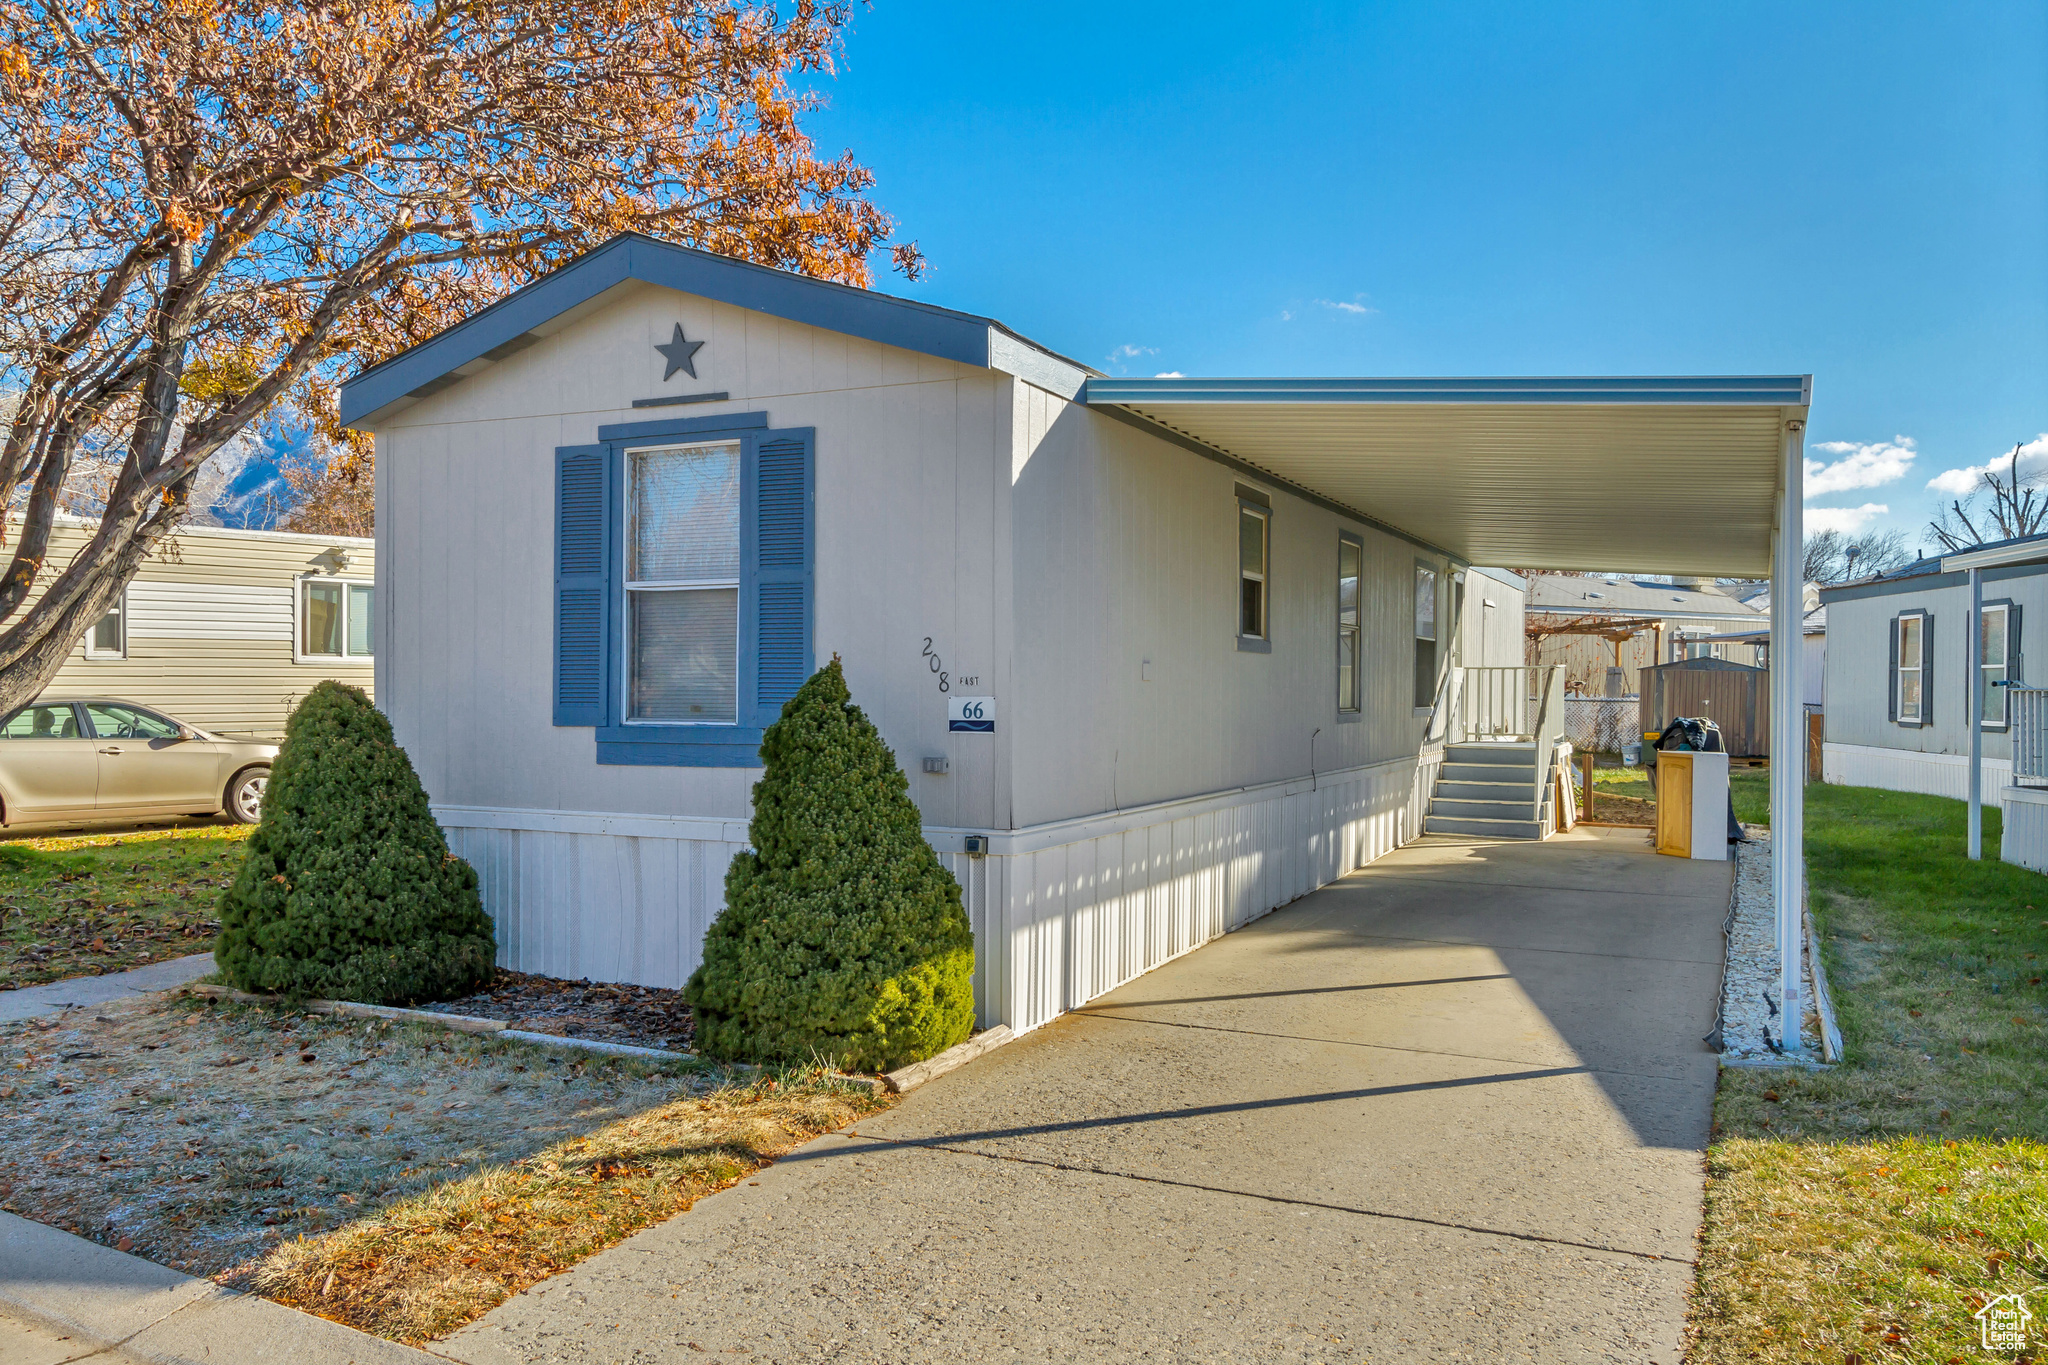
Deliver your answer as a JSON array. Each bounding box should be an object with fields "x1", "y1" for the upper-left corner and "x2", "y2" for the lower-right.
[{"x1": 2010, "y1": 684, "x2": 2048, "y2": 788}]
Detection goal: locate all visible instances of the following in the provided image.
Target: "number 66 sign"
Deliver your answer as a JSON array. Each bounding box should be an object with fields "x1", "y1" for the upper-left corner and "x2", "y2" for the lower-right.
[{"x1": 947, "y1": 697, "x2": 995, "y2": 733}]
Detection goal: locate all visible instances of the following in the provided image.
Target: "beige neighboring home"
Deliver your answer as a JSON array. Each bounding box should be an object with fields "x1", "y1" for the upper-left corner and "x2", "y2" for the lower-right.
[{"x1": 29, "y1": 515, "x2": 376, "y2": 737}]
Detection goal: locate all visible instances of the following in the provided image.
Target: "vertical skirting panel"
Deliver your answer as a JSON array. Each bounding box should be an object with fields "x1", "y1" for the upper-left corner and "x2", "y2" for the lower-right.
[
  {"x1": 979, "y1": 753, "x2": 1436, "y2": 1035},
  {"x1": 2000, "y1": 788, "x2": 2048, "y2": 874},
  {"x1": 1822, "y1": 742, "x2": 2011, "y2": 805},
  {"x1": 432, "y1": 753, "x2": 1435, "y2": 1033}
]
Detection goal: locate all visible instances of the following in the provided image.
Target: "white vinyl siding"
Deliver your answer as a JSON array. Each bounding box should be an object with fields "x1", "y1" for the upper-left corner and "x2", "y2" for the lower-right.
[{"x1": 127, "y1": 582, "x2": 294, "y2": 640}]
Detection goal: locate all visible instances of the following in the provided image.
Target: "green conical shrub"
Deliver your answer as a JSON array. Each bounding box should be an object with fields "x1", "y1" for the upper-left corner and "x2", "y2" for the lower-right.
[
  {"x1": 214, "y1": 680, "x2": 496, "y2": 1004},
  {"x1": 684, "y1": 658, "x2": 976, "y2": 1071}
]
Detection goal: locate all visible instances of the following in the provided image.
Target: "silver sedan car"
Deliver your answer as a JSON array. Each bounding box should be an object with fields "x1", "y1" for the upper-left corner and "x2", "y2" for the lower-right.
[{"x1": 0, "y1": 698, "x2": 277, "y2": 828}]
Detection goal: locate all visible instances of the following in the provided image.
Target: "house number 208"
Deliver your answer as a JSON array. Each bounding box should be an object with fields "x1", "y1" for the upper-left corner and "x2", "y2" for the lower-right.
[{"x1": 921, "y1": 638, "x2": 949, "y2": 693}]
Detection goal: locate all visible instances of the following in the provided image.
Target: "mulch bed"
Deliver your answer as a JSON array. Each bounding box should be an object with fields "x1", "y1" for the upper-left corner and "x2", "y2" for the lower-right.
[{"x1": 419, "y1": 970, "x2": 696, "y2": 1053}]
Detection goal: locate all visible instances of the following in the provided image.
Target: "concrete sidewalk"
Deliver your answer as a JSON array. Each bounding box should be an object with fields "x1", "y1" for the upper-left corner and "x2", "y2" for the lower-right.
[
  {"x1": 443, "y1": 826, "x2": 1728, "y2": 1364},
  {"x1": 0, "y1": 1211, "x2": 439, "y2": 1364},
  {"x1": 0, "y1": 955, "x2": 215, "y2": 1025}
]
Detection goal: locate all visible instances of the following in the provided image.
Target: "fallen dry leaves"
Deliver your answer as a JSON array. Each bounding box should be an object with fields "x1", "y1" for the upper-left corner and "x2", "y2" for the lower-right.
[{"x1": 256, "y1": 1072, "x2": 888, "y2": 1343}]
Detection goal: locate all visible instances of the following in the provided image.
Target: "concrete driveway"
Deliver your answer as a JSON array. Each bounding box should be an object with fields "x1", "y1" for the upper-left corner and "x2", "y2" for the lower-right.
[{"x1": 445, "y1": 826, "x2": 1729, "y2": 1364}]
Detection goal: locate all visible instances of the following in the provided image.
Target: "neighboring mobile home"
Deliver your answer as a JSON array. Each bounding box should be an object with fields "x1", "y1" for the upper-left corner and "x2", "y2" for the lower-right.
[
  {"x1": 1819, "y1": 538, "x2": 2041, "y2": 803},
  {"x1": 339, "y1": 234, "x2": 1814, "y2": 1037},
  {"x1": 32, "y1": 515, "x2": 377, "y2": 737}
]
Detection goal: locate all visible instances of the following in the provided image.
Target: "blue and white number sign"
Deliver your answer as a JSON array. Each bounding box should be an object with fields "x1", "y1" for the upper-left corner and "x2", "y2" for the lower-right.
[{"x1": 948, "y1": 696, "x2": 995, "y2": 733}]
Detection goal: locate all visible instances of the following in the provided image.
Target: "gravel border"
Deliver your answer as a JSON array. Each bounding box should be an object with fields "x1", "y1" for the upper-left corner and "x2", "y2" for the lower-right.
[{"x1": 1718, "y1": 826, "x2": 1824, "y2": 1064}]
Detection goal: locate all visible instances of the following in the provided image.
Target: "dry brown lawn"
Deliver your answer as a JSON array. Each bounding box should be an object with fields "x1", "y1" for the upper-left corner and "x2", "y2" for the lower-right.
[{"x1": 0, "y1": 993, "x2": 888, "y2": 1342}]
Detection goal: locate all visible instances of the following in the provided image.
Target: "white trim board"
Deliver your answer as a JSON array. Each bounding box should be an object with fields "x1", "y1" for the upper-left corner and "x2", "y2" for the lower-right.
[{"x1": 437, "y1": 751, "x2": 1427, "y2": 860}]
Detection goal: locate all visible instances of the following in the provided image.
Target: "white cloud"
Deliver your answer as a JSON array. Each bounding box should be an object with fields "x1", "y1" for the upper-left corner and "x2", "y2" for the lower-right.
[
  {"x1": 1153, "y1": 371, "x2": 1184, "y2": 379},
  {"x1": 1803, "y1": 436, "x2": 1914, "y2": 496},
  {"x1": 1804, "y1": 503, "x2": 1889, "y2": 534},
  {"x1": 1278, "y1": 309, "x2": 1294, "y2": 322},
  {"x1": 1315, "y1": 296, "x2": 1376, "y2": 316},
  {"x1": 1925, "y1": 432, "x2": 2048, "y2": 496},
  {"x1": 1107, "y1": 343, "x2": 1156, "y2": 362}
]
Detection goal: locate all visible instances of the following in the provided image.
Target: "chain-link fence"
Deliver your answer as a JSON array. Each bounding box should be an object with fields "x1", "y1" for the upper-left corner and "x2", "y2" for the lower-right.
[{"x1": 1562, "y1": 697, "x2": 1639, "y2": 756}]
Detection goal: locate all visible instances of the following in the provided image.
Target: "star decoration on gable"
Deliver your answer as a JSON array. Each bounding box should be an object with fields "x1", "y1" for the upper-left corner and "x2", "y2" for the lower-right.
[{"x1": 655, "y1": 323, "x2": 704, "y2": 381}]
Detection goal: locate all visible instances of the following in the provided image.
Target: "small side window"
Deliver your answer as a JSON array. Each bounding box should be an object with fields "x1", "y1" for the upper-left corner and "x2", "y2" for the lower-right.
[
  {"x1": 300, "y1": 578, "x2": 374, "y2": 661},
  {"x1": 1413, "y1": 563, "x2": 1439, "y2": 708},
  {"x1": 85, "y1": 594, "x2": 124, "y2": 660},
  {"x1": 1897, "y1": 614, "x2": 1924, "y2": 723},
  {"x1": 1337, "y1": 535, "x2": 1362, "y2": 713},
  {"x1": 1982, "y1": 603, "x2": 2010, "y2": 727},
  {"x1": 1239, "y1": 503, "x2": 1270, "y2": 641}
]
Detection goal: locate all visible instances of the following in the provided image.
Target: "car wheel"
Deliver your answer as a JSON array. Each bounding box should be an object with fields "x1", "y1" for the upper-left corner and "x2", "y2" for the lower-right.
[{"x1": 226, "y1": 767, "x2": 269, "y2": 825}]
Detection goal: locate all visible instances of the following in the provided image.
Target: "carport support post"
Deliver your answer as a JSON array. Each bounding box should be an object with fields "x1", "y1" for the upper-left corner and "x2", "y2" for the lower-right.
[
  {"x1": 1969, "y1": 566, "x2": 1984, "y2": 860},
  {"x1": 1770, "y1": 420, "x2": 1807, "y2": 1055}
]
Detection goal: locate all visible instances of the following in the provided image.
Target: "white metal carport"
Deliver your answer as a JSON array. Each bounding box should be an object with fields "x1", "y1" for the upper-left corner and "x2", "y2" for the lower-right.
[{"x1": 1083, "y1": 373, "x2": 1815, "y2": 1054}]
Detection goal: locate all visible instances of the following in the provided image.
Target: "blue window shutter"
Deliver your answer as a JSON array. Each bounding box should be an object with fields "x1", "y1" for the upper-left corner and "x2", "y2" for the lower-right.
[
  {"x1": 744, "y1": 428, "x2": 814, "y2": 726},
  {"x1": 554, "y1": 444, "x2": 611, "y2": 727}
]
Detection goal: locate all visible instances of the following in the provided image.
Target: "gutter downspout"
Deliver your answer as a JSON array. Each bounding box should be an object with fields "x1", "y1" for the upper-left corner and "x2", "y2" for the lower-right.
[{"x1": 1969, "y1": 565, "x2": 1984, "y2": 860}]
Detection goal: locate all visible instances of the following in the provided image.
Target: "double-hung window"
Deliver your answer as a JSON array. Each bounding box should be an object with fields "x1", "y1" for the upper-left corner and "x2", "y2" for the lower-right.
[
  {"x1": 552, "y1": 414, "x2": 815, "y2": 766},
  {"x1": 85, "y1": 592, "x2": 125, "y2": 659},
  {"x1": 1239, "y1": 500, "x2": 1270, "y2": 642},
  {"x1": 1337, "y1": 535, "x2": 1362, "y2": 712},
  {"x1": 1981, "y1": 602, "x2": 2014, "y2": 728},
  {"x1": 1896, "y1": 613, "x2": 1925, "y2": 724},
  {"x1": 1413, "y1": 563, "x2": 1438, "y2": 708},
  {"x1": 625, "y1": 443, "x2": 741, "y2": 723},
  {"x1": 300, "y1": 578, "x2": 373, "y2": 661}
]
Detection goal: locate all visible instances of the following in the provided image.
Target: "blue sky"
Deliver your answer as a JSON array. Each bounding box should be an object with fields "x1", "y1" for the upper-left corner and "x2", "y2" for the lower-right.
[{"x1": 804, "y1": 1, "x2": 2047, "y2": 549}]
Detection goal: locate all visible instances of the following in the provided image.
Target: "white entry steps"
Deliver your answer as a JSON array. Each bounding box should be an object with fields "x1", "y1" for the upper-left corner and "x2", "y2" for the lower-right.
[{"x1": 1425, "y1": 742, "x2": 1552, "y2": 839}]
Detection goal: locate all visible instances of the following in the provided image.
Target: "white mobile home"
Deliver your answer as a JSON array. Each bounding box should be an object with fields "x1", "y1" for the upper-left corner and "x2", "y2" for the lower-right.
[
  {"x1": 31, "y1": 516, "x2": 376, "y2": 737},
  {"x1": 341, "y1": 235, "x2": 1816, "y2": 1037}
]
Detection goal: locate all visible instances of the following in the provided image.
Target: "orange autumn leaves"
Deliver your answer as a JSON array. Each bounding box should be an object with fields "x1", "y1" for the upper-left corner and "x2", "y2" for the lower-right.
[{"x1": 0, "y1": 0, "x2": 913, "y2": 709}]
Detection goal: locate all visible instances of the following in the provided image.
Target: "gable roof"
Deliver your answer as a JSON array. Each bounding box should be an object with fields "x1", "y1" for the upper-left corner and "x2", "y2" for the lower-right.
[
  {"x1": 337, "y1": 233, "x2": 1097, "y2": 428},
  {"x1": 1819, "y1": 530, "x2": 2048, "y2": 604},
  {"x1": 1527, "y1": 576, "x2": 1765, "y2": 621}
]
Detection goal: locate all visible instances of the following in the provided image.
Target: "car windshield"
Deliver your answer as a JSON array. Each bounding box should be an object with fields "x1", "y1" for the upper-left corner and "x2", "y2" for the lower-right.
[{"x1": 83, "y1": 703, "x2": 183, "y2": 741}]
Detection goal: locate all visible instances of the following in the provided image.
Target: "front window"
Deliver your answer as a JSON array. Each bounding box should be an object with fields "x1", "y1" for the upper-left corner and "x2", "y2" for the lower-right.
[
  {"x1": 1982, "y1": 604, "x2": 2010, "y2": 727},
  {"x1": 1337, "y1": 536, "x2": 1362, "y2": 712},
  {"x1": 627, "y1": 442, "x2": 740, "y2": 722},
  {"x1": 1898, "y1": 614, "x2": 1923, "y2": 722},
  {"x1": 1239, "y1": 503, "x2": 1269, "y2": 640},
  {"x1": 301, "y1": 578, "x2": 373, "y2": 659},
  {"x1": 83, "y1": 702, "x2": 182, "y2": 741},
  {"x1": 1414, "y1": 564, "x2": 1438, "y2": 708},
  {"x1": 86, "y1": 594, "x2": 124, "y2": 659}
]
